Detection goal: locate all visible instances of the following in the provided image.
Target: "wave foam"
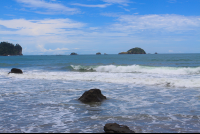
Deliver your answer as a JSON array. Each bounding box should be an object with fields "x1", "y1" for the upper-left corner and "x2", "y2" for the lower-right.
[
  {"x1": 1, "y1": 70, "x2": 200, "y2": 88},
  {"x1": 71, "y1": 65, "x2": 200, "y2": 75}
]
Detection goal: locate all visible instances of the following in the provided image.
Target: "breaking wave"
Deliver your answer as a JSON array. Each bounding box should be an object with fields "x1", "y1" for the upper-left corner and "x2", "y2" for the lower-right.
[
  {"x1": 71, "y1": 65, "x2": 200, "y2": 75},
  {"x1": 1, "y1": 65, "x2": 200, "y2": 88}
]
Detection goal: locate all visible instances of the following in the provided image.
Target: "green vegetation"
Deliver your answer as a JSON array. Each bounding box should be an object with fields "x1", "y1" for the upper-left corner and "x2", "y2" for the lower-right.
[
  {"x1": 119, "y1": 47, "x2": 146, "y2": 54},
  {"x1": 127, "y1": 47, "x2": 146, "y2": 54},
  {"x1": 0, "y1": 42, "x2": 22, "y2": 56}
]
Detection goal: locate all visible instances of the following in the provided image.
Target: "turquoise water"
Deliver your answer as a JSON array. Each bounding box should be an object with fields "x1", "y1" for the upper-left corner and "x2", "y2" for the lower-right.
[{"x1": 0, "y1": 54, "x2": 200, "y2": 133}]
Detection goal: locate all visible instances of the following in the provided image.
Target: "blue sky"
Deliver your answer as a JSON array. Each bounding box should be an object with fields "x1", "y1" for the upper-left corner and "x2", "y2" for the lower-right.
[{"x1": 0, "y1": 0, "x2": 200, "y2": 55}]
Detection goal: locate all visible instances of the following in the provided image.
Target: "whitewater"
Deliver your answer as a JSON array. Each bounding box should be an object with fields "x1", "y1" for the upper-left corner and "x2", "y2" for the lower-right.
[{"x1": 0, "y1": 54, "x2": 200, "y2": 133}]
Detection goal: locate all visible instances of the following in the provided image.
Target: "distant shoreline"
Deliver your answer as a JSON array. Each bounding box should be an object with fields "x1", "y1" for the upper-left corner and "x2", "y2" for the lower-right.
[{"x1": 10, "y1": 53, "x2": 200, "y2": 56}]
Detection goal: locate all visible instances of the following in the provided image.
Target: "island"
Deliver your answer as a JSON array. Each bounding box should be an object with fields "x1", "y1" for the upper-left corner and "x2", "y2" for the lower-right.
[
  {"x1": 0, "y1": 42, "x2": 23, "y2": 56},
  {"x1": 70, "y1": 52, "x2": 78, "y2": 55},
  {"x1": 119, "y1": 47, "x2": 146, "y2": 54},
  {"x1": 96, "y1": 52, "x2": 101, "y2": 55}
]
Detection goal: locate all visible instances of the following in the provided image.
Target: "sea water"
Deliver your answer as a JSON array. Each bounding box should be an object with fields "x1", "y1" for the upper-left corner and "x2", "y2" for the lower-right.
[{"x1": 0, "y1": 54, "x2": 200, "y2": 133}]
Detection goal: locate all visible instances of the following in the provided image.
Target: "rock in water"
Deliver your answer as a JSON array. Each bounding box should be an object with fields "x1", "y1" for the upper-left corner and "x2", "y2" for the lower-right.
[
  {"x1": 78, "y1": 89, "x2": 106, "y2": 103},
  {"x1": 8, "y1": 68, "x2": 23, "y2": 74},
  {"x1": 104, "y1": 123, "x2": 135, "y2": 133}
]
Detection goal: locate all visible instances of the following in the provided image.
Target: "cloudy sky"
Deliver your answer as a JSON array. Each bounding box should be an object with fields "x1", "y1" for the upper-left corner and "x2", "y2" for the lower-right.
[{"x1": 0, "y1": 0, "x2": 200, "y2": 55}]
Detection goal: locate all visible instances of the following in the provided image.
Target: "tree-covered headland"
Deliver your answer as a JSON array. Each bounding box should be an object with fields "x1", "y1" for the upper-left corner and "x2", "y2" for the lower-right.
[
  {"x1": 119, "y1": 47, "x2": 146, "y2": 54},
  {"x1": 0, "y1": 42, "x2": 23, "y2": 56}
]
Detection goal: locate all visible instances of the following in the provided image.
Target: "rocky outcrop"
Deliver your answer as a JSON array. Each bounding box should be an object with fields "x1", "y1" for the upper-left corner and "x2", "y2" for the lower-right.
[
  {"x1": 127, "y1": 47, "x2": 146, "y2": 54},
  {"x1": 0, "y1": 42, "x2": 23, "y2": 56},
  {"x1": 70, "y1": 52, "x2": 78, "y2": 55},
  {"x1": 96, "y1": 52, "x2": 101, "y2": 55},
  {"x1": 8, "y1": 68, "x2": 23, "y2": 74},
  {"x1": 119, "y1": 47, "x2": 146, "y2": 54},
  {"x1": 78, "y1": 89, "x2": 106, "y2": 103},
  {"x1": 104, "y1": 123, "x2": 135, "y2": 133}
]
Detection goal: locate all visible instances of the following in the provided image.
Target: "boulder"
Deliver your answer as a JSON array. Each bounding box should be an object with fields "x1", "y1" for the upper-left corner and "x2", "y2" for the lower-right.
[
  {"x1": 78, "y1": 89, "x2": 106, "y2": 103},
  {"x1": 8, "y1": 68, "x2": 23, "y2": 74},
  {"x1": 104, "y1": 123, "x2": 135, "y2": 133}
]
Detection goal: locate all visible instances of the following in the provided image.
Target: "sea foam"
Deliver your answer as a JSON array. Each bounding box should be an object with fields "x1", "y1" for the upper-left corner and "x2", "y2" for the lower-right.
[
  {"x1": 1, "y1": 68, "x2": 200, "y2": 88},
  {"x1": 71, "y1": 65, "x2": 200, "y2": 75}
]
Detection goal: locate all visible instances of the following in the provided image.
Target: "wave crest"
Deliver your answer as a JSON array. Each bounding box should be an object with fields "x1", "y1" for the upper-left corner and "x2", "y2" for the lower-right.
[{"x1": 71, "y1": 65, "x2": 200, "y2": 75}]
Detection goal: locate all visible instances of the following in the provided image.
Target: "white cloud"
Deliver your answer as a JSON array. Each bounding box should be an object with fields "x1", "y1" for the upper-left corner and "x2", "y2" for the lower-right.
[
  {"x1": 109, "y1": 14, "x2": 200, "y2": 32},
  {"x1": 37, "y1": 44, "x2": 69, "y2": 52},
  {"x1": 55, "y1": 48, "x2": 69, "y2": 51},
  {"x1": 89, "y1": 27, "x2": 100, "y2": 30},
  {"x1": 102, "y1": 0, "x2": 131, "y2": 6},
  {"x1": 1, "y1": 14, "x2": 200, "y2": 54},
  {"x1": 16, "y1": 0, "x2": 79, "y2": 14},
  {"x1": 71, "y1": 3, "x2": 111, "y2": 8},
  {"x1": 0, "y1": 18, "x2": 85, "y2": 36},
  {"x1": 72, "y1": 0, "x2": 131, "y2": 8}
]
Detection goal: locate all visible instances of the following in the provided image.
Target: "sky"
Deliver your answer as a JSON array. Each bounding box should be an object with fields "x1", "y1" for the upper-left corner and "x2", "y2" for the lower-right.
[{"x1": 0, "y1": 0, "x2": 200, "y2": 55}]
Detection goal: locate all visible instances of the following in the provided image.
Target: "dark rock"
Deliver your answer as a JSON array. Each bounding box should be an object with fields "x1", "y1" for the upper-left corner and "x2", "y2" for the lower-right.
[
  {"x1": 96, "y1": 52, "x2": 101, "y2": 55},
  {"x1": 78, "y1": 89, "x2": 106, "y2": 103},
  {"x1": 8, "y1": 68, "x2": 23, "y2": 74},
  {"x1": 104, "y1": 123, "x2": 135, "y2": 133},
  {"x1": 70, "y1": 52, "x2": 78, "y2": 55},
  {"x1": 127, "y1": 47, "x2": 146, "y2": 54}
]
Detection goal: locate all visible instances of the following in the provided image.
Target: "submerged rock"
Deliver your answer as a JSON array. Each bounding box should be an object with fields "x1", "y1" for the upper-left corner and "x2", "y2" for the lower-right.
[
  {"x1": 78, "y1": 89, "x2": 106, "y2": 103},
  {"x1": 8, "y1": 68, "x2": 23, "y2": 74},
  {"x1": 104, "y1": 123, "x2": 135, "y2": 133}
]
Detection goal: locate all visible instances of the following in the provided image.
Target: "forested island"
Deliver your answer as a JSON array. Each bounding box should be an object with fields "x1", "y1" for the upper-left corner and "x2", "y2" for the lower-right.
[
  {"x1": 0, "y1": 42, "x2": 23, "y2": 56},
  {"x1": 119, "y1": 47, "x2": 146, "y2": 54}
]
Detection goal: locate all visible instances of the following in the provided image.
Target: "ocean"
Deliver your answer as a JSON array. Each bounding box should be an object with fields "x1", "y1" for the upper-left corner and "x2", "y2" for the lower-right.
[{"x1": 0, "y1": 54, "x2": 200, "y2": 133}]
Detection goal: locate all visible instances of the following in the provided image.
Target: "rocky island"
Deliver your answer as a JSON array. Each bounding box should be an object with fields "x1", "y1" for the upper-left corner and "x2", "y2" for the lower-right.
[
  {"x1": 70, "y1": 52, "x2": 78, "y2": 55},
  {"x1": 0, "y1": 42, "x2": 23, "y2": 56},
  {"x1": 119, "y1": 47, "x2": 146, "y2": 54},
  {"x1": 96, "y1": 52, "x2": 101, "y2": 55}
]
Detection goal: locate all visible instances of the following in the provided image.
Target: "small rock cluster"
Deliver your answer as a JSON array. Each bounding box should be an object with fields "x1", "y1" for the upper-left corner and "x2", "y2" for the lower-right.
[{"x1": 78, "y1": 88, "x2": 135, "y2": 133}]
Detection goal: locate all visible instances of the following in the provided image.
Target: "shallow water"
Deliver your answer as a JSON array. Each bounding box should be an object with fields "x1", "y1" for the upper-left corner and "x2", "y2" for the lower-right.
[{"x1": 0, "y1": 54, "x2": 200, "y2": 133}]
